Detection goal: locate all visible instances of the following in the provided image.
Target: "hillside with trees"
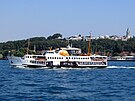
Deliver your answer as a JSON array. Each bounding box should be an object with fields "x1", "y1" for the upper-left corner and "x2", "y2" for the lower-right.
[{"x1": 0, "y1": 33, "x2": 135, "y2": 59}]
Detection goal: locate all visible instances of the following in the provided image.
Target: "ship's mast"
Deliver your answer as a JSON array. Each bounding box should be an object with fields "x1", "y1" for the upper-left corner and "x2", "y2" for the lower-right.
[{"x1": 87, "y1": 32, "x2": 91, "y2": 56}]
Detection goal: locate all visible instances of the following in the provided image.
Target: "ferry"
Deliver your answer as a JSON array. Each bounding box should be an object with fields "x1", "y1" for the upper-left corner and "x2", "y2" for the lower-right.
[
  {"x1": 43, "y1": 45, "x2": 107, "y2": 68},
  {"x1": 7, "y1": 45, "x2": 107, "y2": 68}
]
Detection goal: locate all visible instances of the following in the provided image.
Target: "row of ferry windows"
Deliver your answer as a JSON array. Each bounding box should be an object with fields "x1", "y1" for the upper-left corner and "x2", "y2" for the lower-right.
[
  {"x1": 47, "y1": 57, "x2": 64, "y2": 59},
  {"x1": 25, "y1": 56, "x2": 45, "y2": 58},
  {"x1": 47, "y1": 57, "x2": 87, "y2": 60},
  {"x1": 66, "y1": 57, "x2": 91, "y2": 60},
  {"x1": 26, "y1": 56, "x2": 33, "y2": 58},
  {"x1": 47, "y1": 57, "x2": 99, "y2": 60},
  {"x1": 78, "y1": 62, "x2": 106, "y2": 65},
  {"x1": 30, "y1": 60, "x2": 46, "y2": 64}
]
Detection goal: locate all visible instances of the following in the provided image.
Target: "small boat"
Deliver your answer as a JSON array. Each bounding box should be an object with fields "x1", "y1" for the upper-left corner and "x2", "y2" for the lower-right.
[
  {"x1": 108, "y1": 56, "x2": 135, "y2": 61},
  {"x1": 7, "y1": 54, "x2": 48, "y2": 68},
  {"x1": 7, "y1": 55, "x2": 24, "y2": 66}
]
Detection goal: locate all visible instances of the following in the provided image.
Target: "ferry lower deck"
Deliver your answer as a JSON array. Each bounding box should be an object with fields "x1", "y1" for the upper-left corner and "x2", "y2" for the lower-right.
[{"x1": 59, "y1": 61, "x2": 107, "y2": 68}]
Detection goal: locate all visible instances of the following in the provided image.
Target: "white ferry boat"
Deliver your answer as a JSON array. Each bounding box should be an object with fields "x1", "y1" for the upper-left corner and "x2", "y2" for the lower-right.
[
  {"x1": 7, "y1": 45, "x2": 107, "y2": 68},
  {"x1": 43, "y1": 46, "x2": 107, "y2": 68},
  {"x1": 7, "y1": 54, "x2": 47, "y2": 68}
]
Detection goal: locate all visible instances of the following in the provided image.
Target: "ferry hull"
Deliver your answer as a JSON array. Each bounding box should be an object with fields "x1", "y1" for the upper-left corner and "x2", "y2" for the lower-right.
[
  {"x1": 59, "y1": 61, "x2": 107, "y2": 68},
  {"x1": 22, "y1": 64, "x2": 47, "y2": 68},
  {"x1": 7, "y1": 56, "x2": 24, "y2": 66},
  {"x1": 7, "y1": 54, "x2": 108, "y2": 69}
]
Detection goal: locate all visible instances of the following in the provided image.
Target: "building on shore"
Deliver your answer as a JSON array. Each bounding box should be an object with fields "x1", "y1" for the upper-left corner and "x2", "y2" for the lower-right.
[
  {"x1": 126, "y1": 28, "x2": 131, "y2": 39},
  {"x1": 67, "y1": 28, "x2": 132, "y2": 41}
]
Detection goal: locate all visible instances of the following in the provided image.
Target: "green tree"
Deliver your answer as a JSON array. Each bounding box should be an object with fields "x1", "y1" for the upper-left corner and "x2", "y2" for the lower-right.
[{"x1": 47, "y1": 33, "x2": 62, "y2": 40}]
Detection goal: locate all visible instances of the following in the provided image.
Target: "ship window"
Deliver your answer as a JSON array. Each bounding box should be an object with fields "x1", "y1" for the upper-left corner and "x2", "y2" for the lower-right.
[
  {"x1": 66, "y1": 57, "x2": 68, "y2": 59},
  {"x1": 33, "y1": 56, "x2": 36, "y2": 58}
]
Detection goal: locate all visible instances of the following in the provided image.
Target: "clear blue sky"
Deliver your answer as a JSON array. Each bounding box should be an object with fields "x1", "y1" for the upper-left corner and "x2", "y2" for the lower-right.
[{"x1": 0, "y1": 0, "x2": 135, "y2": 42}]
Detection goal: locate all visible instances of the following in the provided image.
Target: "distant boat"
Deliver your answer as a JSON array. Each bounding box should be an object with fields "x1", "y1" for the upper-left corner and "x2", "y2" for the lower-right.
[
  {"x1": 108, "y1": 56, "x2": 135, "y2": 61},
  {"x1": 7, "y1": 55, "x2": 48, "y2": 68}
]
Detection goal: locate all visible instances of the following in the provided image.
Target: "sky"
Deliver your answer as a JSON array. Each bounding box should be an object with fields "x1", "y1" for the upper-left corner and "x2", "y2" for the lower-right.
[{"x1": 0, "y1": 0, "x2": 135, "y2": 42}]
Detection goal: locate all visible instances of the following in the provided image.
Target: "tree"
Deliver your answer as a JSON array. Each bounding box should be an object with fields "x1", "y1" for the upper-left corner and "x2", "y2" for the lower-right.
[
  {"x1": 47, "y1": 33, "x2": 62, "y2": 40},
  {"x1": 1, "y1": 35, "x2": 135, "y2": 57}
]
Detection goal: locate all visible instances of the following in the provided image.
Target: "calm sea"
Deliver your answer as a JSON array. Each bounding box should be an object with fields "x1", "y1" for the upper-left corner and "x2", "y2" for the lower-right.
[{"x1": 0, "y1": 60, "x2": 135, "y2": 101}]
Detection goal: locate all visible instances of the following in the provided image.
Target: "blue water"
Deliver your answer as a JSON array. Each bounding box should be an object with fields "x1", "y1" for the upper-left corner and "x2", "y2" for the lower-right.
[{"x1": 0, "y1": 60, "x2": 135, "y2": 101}]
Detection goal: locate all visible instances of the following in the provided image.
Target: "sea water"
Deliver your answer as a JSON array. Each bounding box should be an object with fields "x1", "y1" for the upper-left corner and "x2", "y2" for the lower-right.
[{"x1": 0, "y1": 60, "x2": 135, "y2": 101}]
